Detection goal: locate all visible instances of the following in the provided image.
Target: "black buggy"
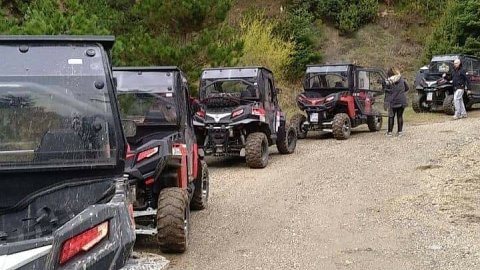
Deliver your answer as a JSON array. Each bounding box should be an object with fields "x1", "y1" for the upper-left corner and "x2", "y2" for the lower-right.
[
  {"x1": 114, "y1": 67, "x2": 209, "y2": 253},
  {"x1": 413, "y1": 54, "x2": 480, "y2": 114},
  {"x1": 193, "y1": 67, "x2": 297, "y2": 168},
  {"x1": 0, "y1": 36, "x2": 136, "y2": 269}
]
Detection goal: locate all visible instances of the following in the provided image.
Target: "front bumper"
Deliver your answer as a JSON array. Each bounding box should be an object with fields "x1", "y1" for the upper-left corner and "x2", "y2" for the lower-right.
[
  {"x1": 201, "y1": 125, "x2": 244, "y2": 156},
  {"x1": 2, "y1": 179, "x2": 136, "y2": 270}
]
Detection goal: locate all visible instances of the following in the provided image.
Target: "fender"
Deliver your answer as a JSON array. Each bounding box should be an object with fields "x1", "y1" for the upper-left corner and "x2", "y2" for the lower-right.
[
  {"x1": 339, "y1": 95, "x2": 356, "y2": 118},
  {"x1": 173, "y1": 144, "x2": 188, "y2": 188},
  {"x1": 193, "y1": 120, "x2": 205, "y2": 127},
  {"x1": 275, "y1": 111, "x2": 283, "y2": 132},
  {"x1": 192, "y1": 143, "x2": 199, "y2": 179}
]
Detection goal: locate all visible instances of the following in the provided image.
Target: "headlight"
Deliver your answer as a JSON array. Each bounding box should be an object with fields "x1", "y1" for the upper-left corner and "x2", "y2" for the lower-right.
[
  {"x1": 325, "y1": 96, "x2": 335, "y2": 102},
  {"x1": 231, "y1": 109, "x2": 244, "y2": 118}
]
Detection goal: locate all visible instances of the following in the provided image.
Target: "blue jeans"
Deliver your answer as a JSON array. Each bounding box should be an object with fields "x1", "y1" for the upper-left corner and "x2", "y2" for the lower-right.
[{"x1": 454, "y1": 89, "x2": 466, "y2": 117}]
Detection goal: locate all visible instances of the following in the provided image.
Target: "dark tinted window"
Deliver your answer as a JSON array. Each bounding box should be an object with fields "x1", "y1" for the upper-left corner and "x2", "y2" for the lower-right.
[
  {"x1": 115, "y1": 71, "x2": 174, "y2": 93},
  {"x1": 0, "y1": 44, "x2": 117, "y2": 170},
  {"x1": 117, "y1": 93, "x2": 177, "y2": 125},
  {"x1": 200, "y1": 78, "x2": 257, "y2": 99},
  {"x1": 114, "y1": 71, "x2": 178, "y2": 125},
  {"x1": 463, "y1": 58, "x2": 473, "y2": 72}
]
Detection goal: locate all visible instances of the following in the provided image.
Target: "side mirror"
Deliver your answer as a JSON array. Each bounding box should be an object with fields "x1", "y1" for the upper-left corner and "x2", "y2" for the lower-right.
[{"x1": 122, "y1": 119, "x2": 137, "y2": 138}]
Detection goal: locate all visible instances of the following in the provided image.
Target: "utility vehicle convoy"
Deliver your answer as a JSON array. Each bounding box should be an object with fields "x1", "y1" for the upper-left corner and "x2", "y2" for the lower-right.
[
  {"x1": 291, "y1": 64, "x2": 385, "y2": 140},
  {"x1": 0, "y1": 36, "x2": 136, "y2": 269},
  {"x1": 114, "y1": 67, "x2": 209, "y2": 253},
  {"x1": 193, "y1": 67, "x2": 297, "y2": 168}
]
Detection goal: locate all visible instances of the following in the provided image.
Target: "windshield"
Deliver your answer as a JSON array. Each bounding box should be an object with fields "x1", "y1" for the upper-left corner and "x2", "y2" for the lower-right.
[
  {"x1": 429, "y1": 61, "x2": 453, "y2": 74},
  {"x1": 304, "y1": 72, "x2": 348, "y2": 89},
  {"x1": 0, "y1": 44, "x2": 117, "y2": 170},
  {"x1": 114, "y1": 70, "x2": 174, "y2": 92},
  {"x1": 431, "y1": 55, "x2": 459, "y2": 62},
  {"x1": 117, "y1": 92, "x2": 177, "y2": 125},
  {"x1": 201, "y1": 68, "x2": 259, "y2": 79},
  {"x1": 114, "y1": 70, "x2": 178, "y2": 125},
  {"x1": 200, "y1": 79, "x2": 257, "y2": 100}
]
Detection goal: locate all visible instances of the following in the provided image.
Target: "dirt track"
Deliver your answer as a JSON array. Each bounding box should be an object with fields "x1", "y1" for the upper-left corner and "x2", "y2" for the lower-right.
[{"x1": 136, "y1": 116, "x2": 480, "y2": 270}]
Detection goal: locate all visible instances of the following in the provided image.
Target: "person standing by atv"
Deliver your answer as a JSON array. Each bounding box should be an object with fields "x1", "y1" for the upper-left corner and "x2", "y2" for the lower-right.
[
  {"x1": 414, "y1": 65, "x2": 428, "y2": 88},
  {"x1": 447, "y1": 59, "x2": 470, "y2": 119},
  {"x1": 384, "y1": 67, "x2": 409, "y2": 136}
]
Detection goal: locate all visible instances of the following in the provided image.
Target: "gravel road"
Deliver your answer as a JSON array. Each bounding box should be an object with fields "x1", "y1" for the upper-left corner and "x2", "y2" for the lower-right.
[{"x1": 135, "y1": 116, "x2": 480, "y2": 270}]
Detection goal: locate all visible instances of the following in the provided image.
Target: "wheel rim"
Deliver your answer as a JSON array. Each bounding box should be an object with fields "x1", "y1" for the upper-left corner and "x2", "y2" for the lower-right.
[
  {"x1": 287, "y1": 129, "x2": 296, "y2": 149},
  {"x1": 183, "y1": 207, "x2": 189, "y2": 243},
  {"x1": 201, "y1": 166, "x2": 209, "y2": 203},
  {"x1": 343, "y1": 119, "x2": 350, "y2": 134},
  {"x1": 297, "y1": 120, "x2": 303, "y2": 131},
  {"x1": 261, "y1": 138, "x2": 268, "y2": 163},
  {"x1": 376, "y1": 116, "x2": 382, "y2": 129},
  {"x1": 300, "y1": 121, "x2": 308, "y2": 136}
]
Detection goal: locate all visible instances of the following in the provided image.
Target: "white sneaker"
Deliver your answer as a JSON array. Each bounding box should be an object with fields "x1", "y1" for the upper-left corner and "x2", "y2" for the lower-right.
[{"x1": 453, "y1": 116, "x2": 460, "y2": 120}]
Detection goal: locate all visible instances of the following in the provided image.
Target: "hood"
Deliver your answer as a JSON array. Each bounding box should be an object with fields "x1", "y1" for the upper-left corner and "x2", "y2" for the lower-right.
[
  {"x1": 204, "y1": 105, "x2": 253, "y2": 124},
  {"x1": 205, "y1": 106, "x2": 239, "y2": 124},
  {"x1": 298, "y1": 93, "x2": 327, "y2": 106}
]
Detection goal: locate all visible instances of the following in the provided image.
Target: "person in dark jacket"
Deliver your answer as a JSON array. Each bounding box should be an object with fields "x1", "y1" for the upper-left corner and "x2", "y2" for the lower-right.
[
  {"x1": 384, "y1": 67, "x2": 409, "y2": 136},
  {"x1": 449, "y1": 59, "x2": 470, "y2": 119},
  {"x1": 414, "y1": 65, "x2": 428, "y2": 88}
]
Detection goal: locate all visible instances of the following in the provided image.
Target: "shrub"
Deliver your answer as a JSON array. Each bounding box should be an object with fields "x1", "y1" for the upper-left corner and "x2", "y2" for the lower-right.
[
  {"x1": 424, "y1": 0, "x2": 480, "y2": 61},
  {"x1": 133, "y1": 0, "x2": 232, "y2": 35},
  {"x1": 5, "y1": 0, "x2": 108, "y2": 35},
  {"x1": 277, "y1": 5, "x2": 322, "y2": 79},
  {"x1": 289, "y1": 0, "x2": 378, "y2": 34},
  {"x1": 238, "y1": 16, "x2": 295, "y2": 80}
]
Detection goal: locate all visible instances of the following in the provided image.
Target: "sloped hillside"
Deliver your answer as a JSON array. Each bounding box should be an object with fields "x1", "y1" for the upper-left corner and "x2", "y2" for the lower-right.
[{"x1": 1, "y1": 0, "x2": 478, "y2": 116}]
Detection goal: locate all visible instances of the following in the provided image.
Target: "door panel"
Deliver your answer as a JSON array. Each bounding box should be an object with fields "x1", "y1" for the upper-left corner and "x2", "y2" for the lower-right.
[
  {"x1": 356, "y1": 68, "x2": 387, "y2": 116},
  {"x1": 469, "y1": 59, "x2": 480, "y2": 94},
  {"x1": 263, "y1": 75, "x2": 275, "y2": 131}
]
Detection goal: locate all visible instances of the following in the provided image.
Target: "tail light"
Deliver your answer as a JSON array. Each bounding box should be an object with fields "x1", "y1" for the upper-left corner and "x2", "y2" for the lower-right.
[
  {"x1": 145, "y1": 177, "x2": 155, "y2": 185},
  {"x1": 59, "y1": 221, "x2": 109, "y2": 265},
  {"x1": 137, "y1": 147, "x2": 159, "y2": 162},
  {"x1": 252, "y1": 107, "x2": 266, "y2": 116},
  {"x1": 126, "y1": 144, "x2": 135, "y2": 160},
  {"x1": 231, "y1": 109, "x2": 244, "y2": 118},
  {"x1": 325, "y1": 95, "x2": 335, "y2": 102},
  {"x1": 172, "y1": 144, "x2": 186, "y2": 156},
  {"x1": 298, "y1": 95, "x2": 312, "y2": 105},
  {"x1": 252, "y1": 107, "x2": 266, "y2": 122}
]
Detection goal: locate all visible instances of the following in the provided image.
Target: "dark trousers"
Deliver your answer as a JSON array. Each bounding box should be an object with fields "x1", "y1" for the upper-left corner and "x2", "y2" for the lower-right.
[{"x1": 388, "y1": 107, "x2": 405, "y2": 133}]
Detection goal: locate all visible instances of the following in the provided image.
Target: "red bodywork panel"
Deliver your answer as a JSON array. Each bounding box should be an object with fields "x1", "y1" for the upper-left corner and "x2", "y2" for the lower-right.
[
  {"x1": 173, "y1": 144, "x2": 188, "y2": 189},
  {"x1": 192, "y1": 143, "x2": 199, "y2": 179},
  {"x1": 126, "y1": 144, "x2": 135, "y2": 160},
  {"x1": 340, "y1": 95, "x2": 356, "y2": 118},
  {"x1": 358, "y1": 91, "x2": 372, "y2": 114},
  {"x1": 470, "y1": 75, "x2": 480, "y2": 82}
]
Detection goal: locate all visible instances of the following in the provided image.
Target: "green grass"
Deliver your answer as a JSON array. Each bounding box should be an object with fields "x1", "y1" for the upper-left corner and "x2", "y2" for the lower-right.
[{"x1": 403, "y1": 107, "x2": 449, "y2": 125}]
